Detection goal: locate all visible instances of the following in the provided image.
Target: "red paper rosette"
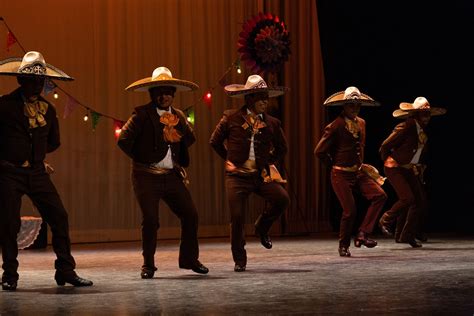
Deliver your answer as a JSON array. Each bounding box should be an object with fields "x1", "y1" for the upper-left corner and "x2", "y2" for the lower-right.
[{"x1": 238, "y1": 12, "x2": 291, "y2": 74}]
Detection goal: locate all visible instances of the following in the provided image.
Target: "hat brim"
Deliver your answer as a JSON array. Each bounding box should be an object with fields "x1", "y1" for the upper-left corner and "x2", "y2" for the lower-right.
[
  {"x1": 0, "y1": 58, "x2": 74, "y2": 81},
  {"x1": 323, "y1": 91, "x2": 380, "y2": 106},
  {"x1": 126, "y1": 77, "x2": 198, "y2": 92},
  {"x1": 224, "y1": 85, "x2": 288, "y2": 98},
  {"x1": 393, "y1": 107, "x2": 447, "y2": 118}
]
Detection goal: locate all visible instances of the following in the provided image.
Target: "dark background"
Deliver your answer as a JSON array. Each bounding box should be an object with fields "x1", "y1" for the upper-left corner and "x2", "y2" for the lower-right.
[{"x1": 316, "y1": 1, "x2": 474, "y2": 234}]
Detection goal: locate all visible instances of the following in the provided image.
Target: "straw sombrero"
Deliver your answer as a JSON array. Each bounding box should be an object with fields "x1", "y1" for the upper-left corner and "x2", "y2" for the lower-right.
[
  {"x1": 126, "y1": 67, "x2": 198, "y2": 92},
  {"x1": 323, "y1": 86, "x2": 380, "y2": 106},
  {"x1": 224, "y1": 75, "x2": 288, "y2": 98},
  {"x1": 393, "y1": 97, "x2": 446, "y2": 118},
  {"x1": 0, "y1": 51, "x2": 73, "y2": 81}
]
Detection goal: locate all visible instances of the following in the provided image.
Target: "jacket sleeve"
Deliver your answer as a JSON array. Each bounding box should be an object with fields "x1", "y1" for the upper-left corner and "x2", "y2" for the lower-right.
[
  {"x1": 379, "y1": 121, "x2": 409, "y2": 161},
  {"x1": 209, "y1": 113, "x2": 229, "y2": 160},
  {"x1": 270, "y1": 119, "x2": 288, "y2": 164},
  {"x1": 314, "y1": 122, "x2": 337, "y2": 165},
  {"x1": 47, "y1": 107, "x2": 61, "y2": 153},
  {"x1": 117, "y1": 112, "x2": 143, "y2": 159}
]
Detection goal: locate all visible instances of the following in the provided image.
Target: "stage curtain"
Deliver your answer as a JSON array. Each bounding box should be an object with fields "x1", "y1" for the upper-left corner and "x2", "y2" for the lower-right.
[{"x1": 0, "y1": 0, "x2": 328, "y2": 242}]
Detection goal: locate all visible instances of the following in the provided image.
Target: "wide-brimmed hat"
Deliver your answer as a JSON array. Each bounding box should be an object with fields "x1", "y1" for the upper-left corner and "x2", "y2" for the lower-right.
[
  {"x1": 323, "y1": 86, "x2": 380, "y2": 106},
  {"x1": 393, "y1": 96, "x2": 447, "y2": 118},
  {"x1": 126, "y1": 67, "x2": 198, "y2": 92},
  {"x1": 224, "y1": 75, "x2": 288, "y2": 98},
  {"x1": 0, "y1": 51, "x2": 73, "y2": 81}
]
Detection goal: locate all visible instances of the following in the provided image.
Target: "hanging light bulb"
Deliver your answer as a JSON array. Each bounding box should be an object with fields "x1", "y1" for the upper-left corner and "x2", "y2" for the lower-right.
[
  {"x1": 235, "y1": 58, "x2": 242, "y2": 74},
  {"x1": 185, "y1": 107, "x2": 195, "y2": 125},
  {"x1": 83, "y1": 109, "x2": 89, "y2": 122},
  {"x1": 53, "y1": 91, "x2": 59, "y2": 99},
  {"x1": 113, "y1": 120, "x2": 124, "y2": 139},
  {"x1": 114, "y1": 127, "x2": 122, "y2": 138},
  {"x1": 203, "y1": 91, "x2": 212, "y2": 108}
]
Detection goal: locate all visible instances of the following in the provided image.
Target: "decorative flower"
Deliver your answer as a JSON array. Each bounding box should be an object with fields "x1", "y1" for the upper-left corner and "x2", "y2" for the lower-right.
[
  {"x1": 242, "y1": 114, "x2": 266, "y2": 136},
  {"x1": 238, "y1": 12, "x2": 291, "y2": 74},
  {"x1": 159, "y1": 112, "x2": 180, "y2": 127},
  {"x1": 159, "y1": 113, "x2": 181, "y2": 142}
]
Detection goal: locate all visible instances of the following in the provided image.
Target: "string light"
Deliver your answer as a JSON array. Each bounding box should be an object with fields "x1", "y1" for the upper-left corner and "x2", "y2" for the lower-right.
[
  {"x1": 202, "y1": 91, "x2": 212, "y2": 107},
  {"x1": 113, "y1": 120, "x2": 124, "y2": 139},
  {"x1": 184, "y1": 107, "x2": 195, "y2": 125},
  {"x1": 114, "y1": 126, "x2": 122, "y2": 138},
  {"x1": 2, "y1": 17, "x2": 242, "y2": 138},
  {"x1": 235, "y1": 58, "x2": 242, "y2": 74}
]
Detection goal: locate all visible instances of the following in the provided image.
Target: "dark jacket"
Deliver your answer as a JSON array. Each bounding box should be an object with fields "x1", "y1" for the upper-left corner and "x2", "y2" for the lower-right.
[
  {"x1": 314, "y1": 115, "x2": 366, "y2": 167},
  {"x1": 0, "y1": 88, "x2": 60, "y2": 166},
  {"x1": 379, "y1": 117, "x2": 427, "y2": 164},
  {"x1": 117, "y1": 103, "x2": 195, "y2": 167},
  {"x1": 209, "y1": 106, "x2": 287, "y2": 169}
]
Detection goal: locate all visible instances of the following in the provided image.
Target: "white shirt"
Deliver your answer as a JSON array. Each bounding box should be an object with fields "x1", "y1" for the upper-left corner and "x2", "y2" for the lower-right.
[
  {"x1": 151, "y1": 107, "x2": 174, "y2": 169},
  {"x1": 247, "y1": 109, "x2": 263, "y2": 161},
  {"x1": 410, "y1": 120, "x2": 425, "y2": 164}
]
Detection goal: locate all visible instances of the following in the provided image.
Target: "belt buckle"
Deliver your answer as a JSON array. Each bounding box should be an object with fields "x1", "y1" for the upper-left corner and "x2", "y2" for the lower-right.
[{"x1": 21, "y1": 161, "x2": 31, "y2": 168}]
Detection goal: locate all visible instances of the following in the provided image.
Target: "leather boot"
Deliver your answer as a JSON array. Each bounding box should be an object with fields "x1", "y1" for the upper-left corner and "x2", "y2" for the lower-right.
[{"x1": 354, "y1": 231, "x2": 377, "y2": 248}]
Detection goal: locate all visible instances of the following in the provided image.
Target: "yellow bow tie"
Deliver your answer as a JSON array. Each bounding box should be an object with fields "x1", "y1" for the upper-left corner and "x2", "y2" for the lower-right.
[
  {"x1": 418, "y1": 130, "x2": 427, "y2": 147},
  {"x1": 345, "y1": 118, "x2": 360, "y2": 138},
  {"x1": 24, "y1": 100, "x2": 48, "y2": 129}
]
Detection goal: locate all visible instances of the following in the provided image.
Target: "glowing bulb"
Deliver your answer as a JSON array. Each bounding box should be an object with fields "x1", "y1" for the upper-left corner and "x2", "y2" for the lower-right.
[
  {"x1": 114, "y1": 128, "x2": 122, "y2": 138},
  {"x1": 83, "y1": 114, "x2": 89, "y2": 122},
  {"x1": 53, "y1": 92, "x2": 59, "y2": 99},
  {"x1": 237, "y1": 67, "x2": 242, "y2": 74},
  {"x1": 205, "y1": 92, "x2": 212, "y2": 100}
]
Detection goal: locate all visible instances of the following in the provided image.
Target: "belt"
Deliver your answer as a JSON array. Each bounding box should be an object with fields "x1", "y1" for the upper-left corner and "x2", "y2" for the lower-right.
[
  {"x1": 132, "y1": 162, "x2": 173, "y2": 175},
  {"x1": 384, "y1": 157, "x2": 423, "y2": 176},
  {"x1": 225, "y1": 160, "x2": 259, "y2": 175},
  {"x1": 399, "y1": 163, "x2": 424, "y2": 176},
  {"x1": 332, "y1": 164, "x2": 361, "y2": 172},
  {"x1": 0, "y1": 160, "x2": 32, "y2": 168}
]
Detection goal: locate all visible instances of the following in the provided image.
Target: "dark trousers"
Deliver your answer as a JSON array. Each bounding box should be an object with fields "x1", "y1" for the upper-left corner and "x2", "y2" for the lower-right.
[
  {"x1": 132, "y1": 170, "x2": 199, "y2": 269},
  {"x1": 225, "y1": 174, "x2": 289, "y2": 265},
  {"x1": 0, "y1": 166, "x2": 76, "y2": 282},
  {"x1": 331, "y1": 169, "x2": 387, "y2": 248},
  {"x1": 381, "y1": 166, "x2": 427, "y2": 241}
]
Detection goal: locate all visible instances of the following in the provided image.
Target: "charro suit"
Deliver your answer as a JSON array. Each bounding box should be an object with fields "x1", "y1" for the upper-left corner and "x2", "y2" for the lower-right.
[
  {"x1": 379, "y1": 117, "x2": 428, "y2": 242},
  {"x1": 0, "y1": 88, "x2": 76, "y2": 283},
  {"x1": 118, "y1": 103, "x2": 200, "y2": 270},
  {"x1": 210, "y1": 106, "x2": 289, "y2": 266},
  {"x1": 315, "y1": 115, "x2": 387, "y2": 248}
]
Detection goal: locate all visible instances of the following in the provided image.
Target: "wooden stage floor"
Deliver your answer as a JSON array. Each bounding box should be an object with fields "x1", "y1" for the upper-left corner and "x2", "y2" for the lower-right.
[{"x1": 1, "y1": 235, "x2": 473, "y2": 315}]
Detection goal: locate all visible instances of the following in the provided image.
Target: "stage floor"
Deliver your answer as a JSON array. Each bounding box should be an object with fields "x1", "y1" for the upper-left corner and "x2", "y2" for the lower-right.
[{"x1": 1, "y1": 235, "x2": 473, "y2": 315}]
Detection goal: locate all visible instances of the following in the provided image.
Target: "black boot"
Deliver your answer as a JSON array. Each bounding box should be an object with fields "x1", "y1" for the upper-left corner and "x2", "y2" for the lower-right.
[
  {"x1": 55, "y1": 272, "x2": 93, "y2": 286},
  {"x1": 141, "y1": 266, "x2": 157, "y2": 279},
  {"x1": 378, "y1": 215, "x2": 394, "y2": 237},
  {"x1": 2, "y1": 280, "x2": 17, "y2": 291},
  {"x1": 338, "y1": 246, "x2": 351, "y2": 257},
  {"x1": 354, "y1": 231, "x2": 377, "y2": 248},
  {"x1": 255, "y1": 215, "x2": 272, "y2": 249}
]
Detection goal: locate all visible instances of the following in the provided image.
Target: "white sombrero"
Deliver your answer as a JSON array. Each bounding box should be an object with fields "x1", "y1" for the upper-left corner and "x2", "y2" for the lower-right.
[
  {"x1": 393, "y1": 96, "x2": 447, "y2": 118},
  {"x1": 126, "y1": 67, "x2": 198, "y2": 92},
  {"x1": 0, "y1": 51, "x2": 73, "y2": 81},
  {"x1": 224, "y1": 75, "x2": 288, "y2": 98},
  {"x1": 323, "y1": 86, "x2": 380, "y2": 106}
]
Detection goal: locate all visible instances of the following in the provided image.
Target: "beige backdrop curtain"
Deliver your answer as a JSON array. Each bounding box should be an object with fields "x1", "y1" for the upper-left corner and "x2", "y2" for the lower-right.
[{"x1": 0, "y1": 0, "x2": 327, "y2": 243}]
